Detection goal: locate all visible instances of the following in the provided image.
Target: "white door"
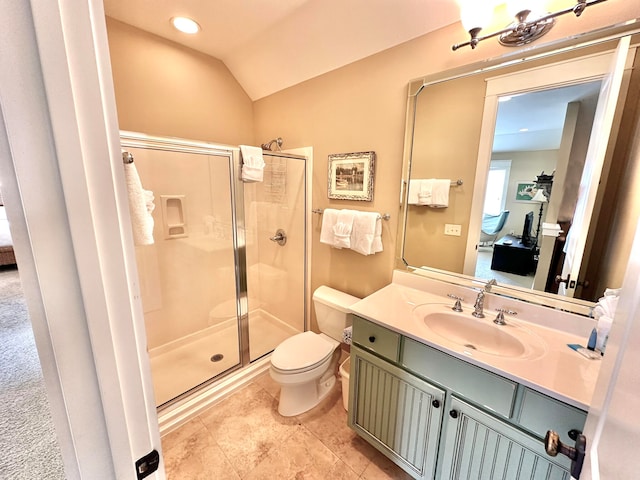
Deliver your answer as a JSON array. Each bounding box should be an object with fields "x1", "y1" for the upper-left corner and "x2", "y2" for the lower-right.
[
  {"x1": 576, "y1": 216, "x2": 640, "y2": 479},
  {"x1": 464, "y1": 40, "x2": 633, "y2": 281},
  {"x1": 1, "y1": 1, "x2": 164, "y2": 478},
  {"x1": 558, "y1": 37, "x2": 630, "y2": 297}
]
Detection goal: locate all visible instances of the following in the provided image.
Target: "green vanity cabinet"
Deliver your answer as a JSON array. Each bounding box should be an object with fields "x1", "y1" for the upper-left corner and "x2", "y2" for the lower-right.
[
  {"x1": 439, "y1": 397, "x2": 572, "y2": 479},
  {"x1": 349, "y1": 345, "x2": 445, "y2": 479},
  {"x1": 348, "y1": 316, "x2": 586, "y2": 480}
]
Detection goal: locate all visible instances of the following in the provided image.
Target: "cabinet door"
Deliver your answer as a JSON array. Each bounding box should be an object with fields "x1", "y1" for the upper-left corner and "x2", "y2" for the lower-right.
[
  {"x1": 440, "y1": 397, "x2": 572, "y2": 480},
  {"x1": 349, "y1": 346, "x2": 445, "y2": 479}
]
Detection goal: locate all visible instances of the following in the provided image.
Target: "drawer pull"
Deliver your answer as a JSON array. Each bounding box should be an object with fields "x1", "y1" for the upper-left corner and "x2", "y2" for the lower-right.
[
  {"x1": 449, "y1": 409, "x2": 458, "y2": 419},
  {"x1": 432, "y1": 399, "x2": 440, "y2": 408},
  {"x1": 368, "y1": 336, "x2": 376, "y2": 343}
]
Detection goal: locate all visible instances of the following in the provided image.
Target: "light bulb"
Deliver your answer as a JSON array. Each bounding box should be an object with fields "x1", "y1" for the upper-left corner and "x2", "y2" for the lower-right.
[
  {"x1": 171, "y1": 17, "x2": 200, "y2": 34},
  {"x1": 458, "y1": 0, "x2": 495, "y2": 32}
]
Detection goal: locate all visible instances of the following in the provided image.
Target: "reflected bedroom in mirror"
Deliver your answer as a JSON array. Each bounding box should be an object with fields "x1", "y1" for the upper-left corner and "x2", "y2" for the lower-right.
[{"x1": 400, "y1": 32, "x2": 640, "y2": 308}]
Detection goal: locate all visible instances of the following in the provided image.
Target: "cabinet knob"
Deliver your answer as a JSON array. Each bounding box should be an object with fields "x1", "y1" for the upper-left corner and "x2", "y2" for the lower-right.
[
  {"x1": 368, "y1": 336, "x2": 376, "y2": 343},
  {"x1": 432, "y1": 399, "x2": 440, "y2": 408},
  {"x1": 449, "y1": 409, "x2": 458, "y2": 419}
]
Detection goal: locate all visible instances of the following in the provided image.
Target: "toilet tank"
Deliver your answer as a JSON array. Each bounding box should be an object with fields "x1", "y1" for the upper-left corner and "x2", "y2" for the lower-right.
[{"x1": 313, "y1": 286, "x2": 360, "y2": 341}]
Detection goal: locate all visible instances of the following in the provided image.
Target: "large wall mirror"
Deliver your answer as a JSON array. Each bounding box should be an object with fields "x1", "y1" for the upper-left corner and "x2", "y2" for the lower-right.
[{"x1": 398, "y1": 21, "x2": 640, "y2": 316}]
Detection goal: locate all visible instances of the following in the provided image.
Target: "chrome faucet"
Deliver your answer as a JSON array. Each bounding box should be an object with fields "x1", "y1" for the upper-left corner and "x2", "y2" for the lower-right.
[
  {"x1": 472, "y1": 279, "x2": 497, "y2": 318},
  {"x1": 472, "y1": 290, "x2": 486, "y2": 318}
]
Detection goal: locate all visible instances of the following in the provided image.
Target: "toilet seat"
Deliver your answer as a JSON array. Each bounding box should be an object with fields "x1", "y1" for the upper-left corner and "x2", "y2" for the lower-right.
[{"x1": 271, "y1": 331, "x2": 335, "y2": 374}]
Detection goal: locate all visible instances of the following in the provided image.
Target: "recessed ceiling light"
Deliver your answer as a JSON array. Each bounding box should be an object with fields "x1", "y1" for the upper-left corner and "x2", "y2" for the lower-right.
[
  {"x1": 171, "y1": 17, "x2": 200, "y2": 34},
  {"x1": 519, "y1": 128, "x2": 529, "y2": 132}
]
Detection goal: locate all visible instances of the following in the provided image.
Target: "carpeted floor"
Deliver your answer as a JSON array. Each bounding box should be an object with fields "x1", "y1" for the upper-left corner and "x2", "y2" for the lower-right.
[{"x1": 0, "y1": 266, "x2": 65, "y2": 479}]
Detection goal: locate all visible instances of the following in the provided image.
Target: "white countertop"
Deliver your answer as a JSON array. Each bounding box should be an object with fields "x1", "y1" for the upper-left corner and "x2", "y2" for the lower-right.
[{"x1": 349, "y1": 273, "x2": 601, "y2": 411}]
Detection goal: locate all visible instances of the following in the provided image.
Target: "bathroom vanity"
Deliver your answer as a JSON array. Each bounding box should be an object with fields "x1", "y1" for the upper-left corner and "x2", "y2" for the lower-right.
[{"x1": 347, "y1": 270, "x2": 599, "y2": 480}]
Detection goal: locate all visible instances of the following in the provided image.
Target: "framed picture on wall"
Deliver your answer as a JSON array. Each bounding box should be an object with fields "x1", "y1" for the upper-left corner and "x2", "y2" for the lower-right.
[
  {"x1": 515, "y1": 182, "x2": 537, "y2": 202},
  {"x1": 327, "y1": 151, "x2": 375, "y2": 201}
]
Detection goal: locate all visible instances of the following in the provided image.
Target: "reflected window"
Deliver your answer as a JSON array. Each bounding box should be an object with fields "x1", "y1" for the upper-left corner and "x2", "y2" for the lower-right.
[{"x1": 484, "y1": 160, "x2": 511, "y2": 215}]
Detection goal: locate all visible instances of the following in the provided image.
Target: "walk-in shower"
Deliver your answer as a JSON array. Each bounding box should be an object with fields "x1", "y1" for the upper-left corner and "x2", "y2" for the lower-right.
[{"x1": 121, "y1": 132, "x2": 307, "y2": 407}]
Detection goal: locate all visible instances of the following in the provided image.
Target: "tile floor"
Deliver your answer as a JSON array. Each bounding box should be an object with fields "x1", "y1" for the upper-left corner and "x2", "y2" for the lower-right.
[{"x1": 161, "y1": 370, "x2": 412, "y2": 479}]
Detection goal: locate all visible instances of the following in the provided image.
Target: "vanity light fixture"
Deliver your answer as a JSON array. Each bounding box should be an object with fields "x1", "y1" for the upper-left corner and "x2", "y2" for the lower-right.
[
  {"x1": 171, "y1": 16, "x2": 201, "y2": 34},
  {"x1": 452, "y1": 0, "x2": 608, "y2": 51}
]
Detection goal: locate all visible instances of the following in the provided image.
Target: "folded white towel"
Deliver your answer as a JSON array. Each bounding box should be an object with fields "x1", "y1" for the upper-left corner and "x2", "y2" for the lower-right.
[
  {"x1": 124, "y1": 163, "x2": 155, "y2": 245},
  {"x1": 240, "y1": 145, "x2": 265, "y2": 183},
  {"x1": 418, "y1": 179, "x2": 434, "y2": 205},
  {"x1": 408, "y1": 179, "x2": 423, "y2": 205},
  {"x1": 320, "y1": 208, "x2": 340, "y2": 246},
  {"x1": 333, "y1": 210, "x2": 357, "y2": 249},
  {"x1": 351, "y1": 211, "x2": 380, "y2": 255},
  {"x1": 430, "y1": 179, "x2": 450, "y2": 208},
  {"x1": 372, "y1": 216, "x2": 383, "y2": 254}
]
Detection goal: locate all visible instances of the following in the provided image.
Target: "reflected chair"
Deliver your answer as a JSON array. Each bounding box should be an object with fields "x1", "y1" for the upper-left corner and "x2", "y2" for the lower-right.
[{"x1": 480, "y1": 210, "x2": 509, "y2": 246}]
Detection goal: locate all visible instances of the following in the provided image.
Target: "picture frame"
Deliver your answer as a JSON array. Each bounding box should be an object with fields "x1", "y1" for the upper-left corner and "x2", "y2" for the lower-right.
[
  {"x1": 515, "y1": 182, "x2": 537, "y2": 202},
  {"x1": 327, "y1": 151, "x2": 375, "y2": 201}
]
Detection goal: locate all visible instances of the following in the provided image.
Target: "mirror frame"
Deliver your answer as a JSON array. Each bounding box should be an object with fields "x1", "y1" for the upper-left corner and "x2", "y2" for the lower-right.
[{"x1": 396, "y1": 18, "x2": 640, "y2": 317}]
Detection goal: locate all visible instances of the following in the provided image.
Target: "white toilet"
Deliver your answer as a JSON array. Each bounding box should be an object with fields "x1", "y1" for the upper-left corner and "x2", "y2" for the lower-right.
[{"x1": 270, "y1": 286, "x2": 359, "y2": 416}]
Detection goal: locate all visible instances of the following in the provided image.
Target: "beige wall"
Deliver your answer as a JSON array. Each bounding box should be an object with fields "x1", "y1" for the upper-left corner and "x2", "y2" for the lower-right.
[
  {"x1": 492, "y1": 151, "x2": 558, "y2": 237},
  {"x1": 106, "y1": 18, "x2": 254, "y2": 146},
  {"x1": 253, "y1": 4, "x2": 640, "y2": 309}
]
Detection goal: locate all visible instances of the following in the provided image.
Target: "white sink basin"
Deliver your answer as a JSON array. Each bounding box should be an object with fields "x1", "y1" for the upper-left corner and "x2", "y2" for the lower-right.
[{"x1": 412, "y1": 303, "x2": 546, "y2": 359}]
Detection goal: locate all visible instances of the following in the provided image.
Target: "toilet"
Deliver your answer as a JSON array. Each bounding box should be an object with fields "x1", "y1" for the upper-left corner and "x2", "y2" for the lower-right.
[{"x1": 270, "y1": 286, "x2": 359, "y2": 416}]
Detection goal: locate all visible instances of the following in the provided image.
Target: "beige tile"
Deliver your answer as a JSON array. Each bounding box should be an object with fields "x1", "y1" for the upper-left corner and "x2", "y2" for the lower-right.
[
  {"x1": 162, "y1": 419, "x2": 240, "y2": 480},
  {"x1": 198, "y1": 382, "x2": 299, "y2": 477},
  {"x1": 244, "y1": 424, "x2": 358, "y2": 480},
  {"x1": 297, "y1": 384, "x2": 379, "y2": 476},
  {"x1": 360, "y1": 452, "x2": 414, "y2": 480},
  {"x1": 161, "y1": 417, "x2": 207, "y2": 452},
  {"x1": 253, "y1": 370, "x2": 280, "y2": 399}
]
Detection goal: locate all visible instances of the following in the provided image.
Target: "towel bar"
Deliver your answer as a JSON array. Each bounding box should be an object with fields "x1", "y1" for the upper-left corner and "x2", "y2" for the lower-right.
[{"x1": 312, "y1": 209, "x2": 390, "y2": 221}]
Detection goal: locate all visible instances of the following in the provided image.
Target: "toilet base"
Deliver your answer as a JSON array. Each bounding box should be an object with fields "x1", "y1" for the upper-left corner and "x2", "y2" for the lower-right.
[
  {"x1": 277, "y1": 372, "x2": 337, "y2": 417},
  {"x1": 274, "y1": 348, "x2": 341, "y2": 417}
]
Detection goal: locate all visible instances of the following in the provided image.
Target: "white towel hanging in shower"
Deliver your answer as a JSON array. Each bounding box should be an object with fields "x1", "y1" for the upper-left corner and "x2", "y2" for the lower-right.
[{"x1": 240, "y1": 145, "x2": 265, "y2": 182}]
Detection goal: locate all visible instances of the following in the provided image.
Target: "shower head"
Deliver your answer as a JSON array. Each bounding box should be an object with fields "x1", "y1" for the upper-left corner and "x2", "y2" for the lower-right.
[{"x1": 261, "y1": 137, "x2": 283, "y2": 151}]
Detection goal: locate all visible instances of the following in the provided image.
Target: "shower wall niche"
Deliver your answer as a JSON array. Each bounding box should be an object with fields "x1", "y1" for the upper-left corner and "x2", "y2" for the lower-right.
[{"x1": 122, "y1": 132, "x2": 307, "y2": 407}]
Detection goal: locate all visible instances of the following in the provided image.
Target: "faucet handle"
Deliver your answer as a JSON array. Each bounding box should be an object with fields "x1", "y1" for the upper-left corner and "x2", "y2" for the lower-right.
[
  {"x1": 447, "y1": 293, "x2": 463, "y2": 312},
  {"x1": 493, "y1": 308, "x2": 517, "y2": 325}
]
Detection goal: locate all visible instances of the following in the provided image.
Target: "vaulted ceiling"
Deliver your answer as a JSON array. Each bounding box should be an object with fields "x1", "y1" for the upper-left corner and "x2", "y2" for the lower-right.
[{"x1": 102, "y1": 0, "x2": 462, "y2": 100}]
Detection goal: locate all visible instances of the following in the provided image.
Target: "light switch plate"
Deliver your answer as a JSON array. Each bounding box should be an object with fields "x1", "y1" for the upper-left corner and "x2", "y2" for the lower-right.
[{"x1": 444, "y1": 224, "x2": 462, "y2": 236}]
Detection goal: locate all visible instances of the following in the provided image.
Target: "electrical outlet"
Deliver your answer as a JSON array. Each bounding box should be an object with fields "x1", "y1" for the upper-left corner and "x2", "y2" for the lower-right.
[{"x1": 444, "y1": 224, "x2": 462, "y2": 236}]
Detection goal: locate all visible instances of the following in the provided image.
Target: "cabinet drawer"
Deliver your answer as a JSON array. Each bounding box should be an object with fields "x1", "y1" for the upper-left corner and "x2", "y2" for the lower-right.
[
  {"x1": 352, "y1": 316, "x2": 400, "y2": 362},
  {"x1": 402, "y1": 337, "x2": 517, "y2": 419},
  {"x1": 517, "y1": 388, "x2": 587, "y2": 444}
]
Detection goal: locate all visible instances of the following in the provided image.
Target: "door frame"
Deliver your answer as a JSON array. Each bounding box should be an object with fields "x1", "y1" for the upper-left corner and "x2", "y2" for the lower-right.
[{"x1": 0, "y1": 1, "x2": 163, "y2": 478}]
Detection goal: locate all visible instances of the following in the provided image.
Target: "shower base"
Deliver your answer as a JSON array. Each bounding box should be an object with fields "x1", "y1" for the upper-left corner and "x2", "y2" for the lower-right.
[{"x1": 149, "y1": 310, "x2": 299, "y2": 406}]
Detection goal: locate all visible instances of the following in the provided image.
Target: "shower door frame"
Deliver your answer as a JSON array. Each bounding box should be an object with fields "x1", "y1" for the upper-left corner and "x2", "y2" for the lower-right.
[{"x1": 120, "y1": 132, "x2": 309, "y2": 405}]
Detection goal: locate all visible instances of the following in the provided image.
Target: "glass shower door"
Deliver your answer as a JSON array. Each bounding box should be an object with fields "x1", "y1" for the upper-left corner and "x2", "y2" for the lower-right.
[
  {"x1": 127, "y1": 144, "x2": 241, "y2": 407},
  {"x1": 243, "y1": 152, "x2": 307, "y2": 361}
]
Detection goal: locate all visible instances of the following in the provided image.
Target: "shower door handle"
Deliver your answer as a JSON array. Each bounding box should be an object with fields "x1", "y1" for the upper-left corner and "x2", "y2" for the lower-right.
[{"x1": 270, "y1": 229, "x2": 287, "y2": 246}]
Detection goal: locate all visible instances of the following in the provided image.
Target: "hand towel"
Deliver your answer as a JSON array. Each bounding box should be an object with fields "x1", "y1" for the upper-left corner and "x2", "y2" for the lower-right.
[
  {"x1": 124, "y1": 163, "x2": 155, "y2": 245},
  {"x1": 408, "y1": 179, "x2": 423, "y2": 205},
  {"x1": 240, "y1": 145, "x2": 265, "y2": 182},
  {"x1": 350, "y1": 211, "x2": 380, "y2": 255},
  {"x1": 430, "y1": 179, "x2": 450, "y2": 208},
  {"x1": 417, "y1": 179, "x2": 434, "y2": 205},
  {"x1": 333, "y1": 210, "x2": 357, "y2": 249},
  {"x1": 372, "y1": 216, "x2": 383, "y2": 254},
  {"x1": 320, "y1": 208, "x2": 340, "y2": 246}
]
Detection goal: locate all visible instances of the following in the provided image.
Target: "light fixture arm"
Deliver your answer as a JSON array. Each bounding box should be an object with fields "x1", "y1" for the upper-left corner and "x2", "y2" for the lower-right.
[{"x1": 452, "y1": 0, "x2": 607, "y2": 51}]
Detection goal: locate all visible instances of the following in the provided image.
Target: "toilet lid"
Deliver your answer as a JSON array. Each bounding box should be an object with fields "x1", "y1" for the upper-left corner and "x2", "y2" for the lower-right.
[{"x1": 271, "y1": 331, "x2": 334, "y2": 371}]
